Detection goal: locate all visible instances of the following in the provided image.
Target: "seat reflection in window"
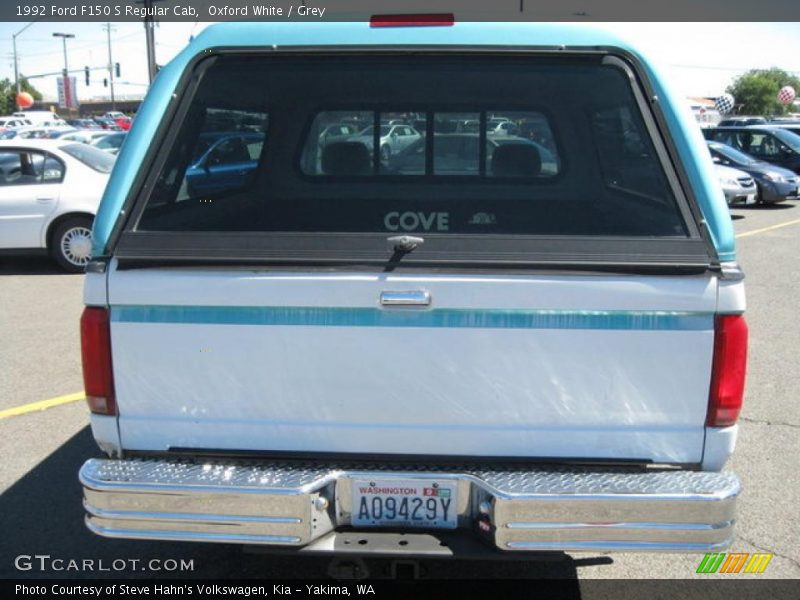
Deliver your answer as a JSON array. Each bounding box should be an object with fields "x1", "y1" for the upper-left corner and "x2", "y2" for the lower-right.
[
  {"x1": 184, "y1": 132, "x2": 264, "y2": 197},
  {"x1": 321, "y1": 141, "x2": 372, "y2": 176},
  {"x1": 490, "y1": 143, "x2": 541, "y2": 177}
]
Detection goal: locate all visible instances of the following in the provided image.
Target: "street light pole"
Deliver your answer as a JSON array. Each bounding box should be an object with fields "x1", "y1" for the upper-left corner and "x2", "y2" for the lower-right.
[
  {"x1": 52, "y1": 32, "x2": 76, "y2": 113},
  {"x1": 52, "y1": 32, "x2": 75, "y2": 77}
]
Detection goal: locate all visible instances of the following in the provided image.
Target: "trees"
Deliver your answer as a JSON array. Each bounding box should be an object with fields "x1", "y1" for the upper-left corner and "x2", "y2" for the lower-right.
[
  {"x1": 0, "y1": 78, "x2": 43, "y2": 115},
  {"x1": 726, "y1": 68, "x2": 800, "y2": 116}
]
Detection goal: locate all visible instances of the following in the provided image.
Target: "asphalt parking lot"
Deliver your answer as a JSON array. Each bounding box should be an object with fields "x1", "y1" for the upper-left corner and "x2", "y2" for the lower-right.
[{"x1": 1, "y1": 204, "x2": 799, "y2": 582}]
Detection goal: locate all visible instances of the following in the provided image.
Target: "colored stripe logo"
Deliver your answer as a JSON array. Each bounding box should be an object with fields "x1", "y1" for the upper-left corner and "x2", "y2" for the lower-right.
[
  {"x1": 697, "y1": 553, "x2": 772, "y2": 574},
  {"x1": 111, "y1": 305, "x2": 712, "y2": 331}
]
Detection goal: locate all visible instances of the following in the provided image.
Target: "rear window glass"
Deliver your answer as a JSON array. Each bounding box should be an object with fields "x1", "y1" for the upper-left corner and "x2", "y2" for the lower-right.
[
  {"x1": 136, "y1": 55, "x2": 688, "y2": 238},
  {"x1": 301, "y1": 111, "x2": 560, "y2": 178},
  {"x1": 61, "y1": 143, "x2": 115, "y2": 173}
]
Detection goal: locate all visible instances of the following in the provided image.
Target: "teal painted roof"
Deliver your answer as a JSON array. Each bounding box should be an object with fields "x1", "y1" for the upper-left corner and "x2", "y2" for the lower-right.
[{"x1": 93, "y1": 22, "x2": 735, "y2": 262}]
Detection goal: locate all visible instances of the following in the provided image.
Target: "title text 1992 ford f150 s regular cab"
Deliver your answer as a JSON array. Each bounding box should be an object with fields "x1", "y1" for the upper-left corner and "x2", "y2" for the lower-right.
[{"x1": 78, "y1": 21, "x2": 747, "y2": 556}]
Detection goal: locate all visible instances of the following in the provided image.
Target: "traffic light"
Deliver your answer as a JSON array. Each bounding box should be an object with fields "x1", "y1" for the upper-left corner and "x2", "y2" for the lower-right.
[
  {"x1": 115, "y1": 63, "x2": 121, "y2": 78},
  {"x1": 103, "y1": 78, "x2": 108, "y2": 88},
  {"x1": 84, "y1": 66, "x2": 90, "y2": 86}
]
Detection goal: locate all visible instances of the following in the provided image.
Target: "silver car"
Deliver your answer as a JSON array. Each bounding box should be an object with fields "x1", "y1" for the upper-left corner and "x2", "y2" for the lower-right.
[
  {"x1": 352, "y1": 124, "x2": 422, "y2": 161},
  {"x1": 714, "y1": 163, "x2": 757, "y2": 206}
]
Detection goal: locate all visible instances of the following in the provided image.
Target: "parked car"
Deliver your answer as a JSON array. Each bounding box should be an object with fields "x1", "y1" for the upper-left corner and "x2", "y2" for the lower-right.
[
  {"x1": 59, "y1": 130, "x2": 111, "y2": 145},
  {"x1": 767, "y1": 122, "x2": 800, "y2": 138},
  {"x1": 317, "y1": 123, "x2": 359, "y2": 147},
  {"x1": 79, "y1": 22, "x2": 745, "y2": 558},
  {"x1": 91, "y1": 131, "x2": 127, "y2": 155},
  {"x1": 0, "y1": 126, "x2": 56, "y2": 140},
  {"x1": 486, "y1": 118, "x2": 517, "y2": 135},
  {"x1": 352, "y1": 123, "x2": 422, "y2": 161},
  {"x1": 704, "y1": 126, "x2": 800, "y2": 174},
  {"x1": 0, "y1": 117, "x2": 31, "y2": 130},
  {"x1": 0, "y1": 140, "x2": 113, "y2": 271},
  {"x1": 707, "y1": 141, "x2": 799, "y2": 204},
  {"x1": 66, "y1": 118, "x2": 101, "y2": 129},
  {"x1": 717, "y1": 116, "x2": 767, "y2": 127},
  {"x1": 183, "y1": 132, "x2": 264, "y2": 196},
  {"x1": 114, "y1": 116, "x2": 133, "y2": 131},
  {"x1": 12, "y1": 110, "x2": 68, "y2": 128},
  {"x1": 46, "y1": 129, "x2": 79, "y2": 139},
  {"x1": 92, "y1": 116, "x2": 122, "y2": 131},
  {"x1": 713, "y1": 163, "x2": 757, "y2": 206}
]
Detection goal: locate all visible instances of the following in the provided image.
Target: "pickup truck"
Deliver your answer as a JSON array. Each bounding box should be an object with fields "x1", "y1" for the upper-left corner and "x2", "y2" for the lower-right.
[{"x1": 78, "y1": 21, "x2": 746, "y2": 557}]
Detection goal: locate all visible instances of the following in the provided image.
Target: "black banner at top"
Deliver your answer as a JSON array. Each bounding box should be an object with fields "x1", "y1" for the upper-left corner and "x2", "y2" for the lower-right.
[{"x1": 4, "y1": 0, "x2": 800, "y2": 22}]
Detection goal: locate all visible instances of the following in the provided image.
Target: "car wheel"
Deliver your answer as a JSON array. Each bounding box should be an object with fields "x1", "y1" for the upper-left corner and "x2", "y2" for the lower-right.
[
  {"x1": 51, "y1": 216, "x2": 94, "y2": 273},
  {"x1": 380, "y1": 144, "x2": 391, "y2": 162}
]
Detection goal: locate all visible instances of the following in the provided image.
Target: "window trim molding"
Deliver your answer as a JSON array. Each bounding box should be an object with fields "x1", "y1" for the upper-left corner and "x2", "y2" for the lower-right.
[{"x1": 0, "y1": 147, "x2": 66, "y2": 186}]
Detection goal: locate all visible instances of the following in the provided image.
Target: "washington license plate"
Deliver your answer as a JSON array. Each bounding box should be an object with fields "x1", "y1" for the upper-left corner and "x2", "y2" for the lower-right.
[{"x1": 351, "y1": 479, "x2": 458, "y2": 529}]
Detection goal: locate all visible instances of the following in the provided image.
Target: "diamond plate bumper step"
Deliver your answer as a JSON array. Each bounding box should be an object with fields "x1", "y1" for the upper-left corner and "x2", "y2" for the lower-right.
[{"x1": 80, "y1": 459, "x2": 739, "y2": 553}]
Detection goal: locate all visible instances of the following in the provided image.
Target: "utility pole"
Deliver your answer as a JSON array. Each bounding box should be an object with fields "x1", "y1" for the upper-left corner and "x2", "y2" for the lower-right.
[
  {"x1": 52, "y1": 32, "x2": 75, "y2": 77},
  {"x1": 136, "y1": 0, "x2": 165, "y2": 83},
  {"x1": 13, "y1": 21, "x2": 37, "y2": 98},
  {"x1": 103, "y1": 23, "x2": 117, "y2": 110}
]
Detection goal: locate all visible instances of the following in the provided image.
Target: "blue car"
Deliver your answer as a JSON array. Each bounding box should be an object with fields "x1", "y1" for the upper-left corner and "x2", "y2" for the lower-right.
[
  {"x1": 184, "y1": 132, "x2": 264, "y2": 197},
  {"x1": 707, "y1": 140, "x2": 799, "y2": 204}
]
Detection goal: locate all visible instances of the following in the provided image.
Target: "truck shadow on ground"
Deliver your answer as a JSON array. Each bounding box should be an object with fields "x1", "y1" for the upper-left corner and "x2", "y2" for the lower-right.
[
  {"x1": 0, "y1": 256, "x2": 73, "y2": 276},
  {"x1": 0, "y1": 427, "x2": 609, "y2": 590}
]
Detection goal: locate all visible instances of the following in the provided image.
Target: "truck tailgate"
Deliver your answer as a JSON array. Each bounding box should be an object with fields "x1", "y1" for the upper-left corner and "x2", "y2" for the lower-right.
[{"x1": 107, "y1": 266, "x2": 716, "y2": 464}]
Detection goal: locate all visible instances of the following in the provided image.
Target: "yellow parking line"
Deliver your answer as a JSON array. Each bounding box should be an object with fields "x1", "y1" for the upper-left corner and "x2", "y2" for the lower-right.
[
  {"x1": 0, "y1": 392, "x2": 85, "y2": 420},
  {"x1": 736, "y1": 218, "x2": 800, "y2": 239}
]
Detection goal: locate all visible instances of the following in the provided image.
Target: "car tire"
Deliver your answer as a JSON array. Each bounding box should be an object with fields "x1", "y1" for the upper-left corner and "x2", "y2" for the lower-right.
[{"x1": 51, "y1": 216, "x2": 94, "y2": 273}]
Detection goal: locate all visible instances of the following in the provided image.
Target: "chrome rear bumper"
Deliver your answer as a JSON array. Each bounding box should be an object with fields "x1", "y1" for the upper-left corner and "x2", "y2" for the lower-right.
[{"x1": 80, "y1": 459, "x2": 739, "y2": 553}]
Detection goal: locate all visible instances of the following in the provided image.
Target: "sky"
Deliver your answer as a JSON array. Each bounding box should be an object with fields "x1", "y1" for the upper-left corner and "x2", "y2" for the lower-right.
[{"x1": 0, "y1": 21, "x2": 799, "y2": 104}]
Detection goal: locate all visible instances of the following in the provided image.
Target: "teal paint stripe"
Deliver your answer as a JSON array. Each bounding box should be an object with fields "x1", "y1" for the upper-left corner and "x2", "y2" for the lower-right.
[{"x1": 111, "y1": 306, "x2": 712, "y2": 331}]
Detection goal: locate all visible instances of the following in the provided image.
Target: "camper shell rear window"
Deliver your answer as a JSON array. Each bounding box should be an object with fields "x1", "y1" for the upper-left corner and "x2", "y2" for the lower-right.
[{"x1": 118, "y1": 52, "x2": 710, "y2": 269}]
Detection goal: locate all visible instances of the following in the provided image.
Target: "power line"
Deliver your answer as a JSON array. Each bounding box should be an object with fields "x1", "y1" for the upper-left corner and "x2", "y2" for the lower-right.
[
  {"x1": 15, "y1": 30, "x2": 142, "y2": 58},
  {"x1": 670, "y1": 63, "x2": 800, "y2": 75}
]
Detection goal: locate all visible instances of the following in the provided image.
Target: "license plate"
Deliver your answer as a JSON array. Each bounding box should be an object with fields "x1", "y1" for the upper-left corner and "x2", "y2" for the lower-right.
[{"x1": 351, "y1": 478, "x2": 457, "y2": 529}]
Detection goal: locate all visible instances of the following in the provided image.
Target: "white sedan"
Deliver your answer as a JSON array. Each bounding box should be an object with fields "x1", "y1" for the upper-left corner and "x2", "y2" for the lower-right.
[
  {"x1": 352, "y1": 124, "x2": 422, "y2": 161},
  {"x1": 0, "y1": 139, "x2": 113, "y2": 272}
]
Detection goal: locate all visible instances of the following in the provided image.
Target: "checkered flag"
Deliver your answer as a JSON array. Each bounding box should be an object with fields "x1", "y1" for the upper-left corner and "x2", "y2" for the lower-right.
[
  {"x1": 714, "y1": 94, "x2": 735, "y2": 115},
  {"x1": 778, "y1": 86, "x2": 796, "y2": 106}
]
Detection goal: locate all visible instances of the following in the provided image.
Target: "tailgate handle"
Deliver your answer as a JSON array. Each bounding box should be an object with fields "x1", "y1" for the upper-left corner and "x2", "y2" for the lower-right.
[{"x1": 380, "y1": 290, "x2": 431, "y2": 307}]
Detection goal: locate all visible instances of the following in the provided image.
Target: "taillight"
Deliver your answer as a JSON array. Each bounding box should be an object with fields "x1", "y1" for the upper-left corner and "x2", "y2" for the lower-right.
[
  {"x1": 370, "y1": 13, "x2": 455, "y2": 27},
  {"x1": 80, "y1": 307, "x2": 116, "y2": 416},
  {"x1": 707, "y1": 314, "x2": 748, "y2": 427}
]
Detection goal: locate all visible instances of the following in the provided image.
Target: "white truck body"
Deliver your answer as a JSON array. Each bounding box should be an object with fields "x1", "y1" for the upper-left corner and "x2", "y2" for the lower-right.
[{"x1": 78, "y1": 22, "x2": 747, "y2": 556}]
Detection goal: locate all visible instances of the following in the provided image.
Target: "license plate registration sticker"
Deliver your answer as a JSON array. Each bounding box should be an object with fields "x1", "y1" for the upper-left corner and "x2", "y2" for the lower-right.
[{"x1": 352, "y1": 479, "x2": 458, "y2": 529}]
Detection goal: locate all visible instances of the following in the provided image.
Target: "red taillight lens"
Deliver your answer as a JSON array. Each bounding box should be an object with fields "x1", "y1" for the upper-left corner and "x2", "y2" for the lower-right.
[
  {"x1": 370, "y1": 13, "x2": 455, "y2": 27},
  {"x1": 80, "y1": 307, "x2": 116, "y2": 416},
  {"x1": 707, "y1": 314, "x2": 748, "y2": 427}
]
